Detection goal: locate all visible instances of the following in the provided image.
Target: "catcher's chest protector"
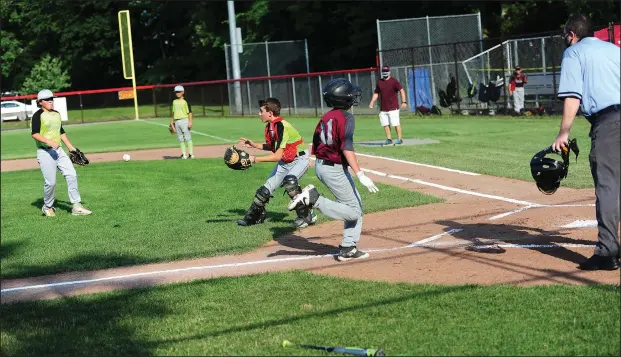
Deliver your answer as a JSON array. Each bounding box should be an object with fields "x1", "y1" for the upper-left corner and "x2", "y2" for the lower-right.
[{"x1": 264, "y1": 118, "x2": 283, "y2": 153}]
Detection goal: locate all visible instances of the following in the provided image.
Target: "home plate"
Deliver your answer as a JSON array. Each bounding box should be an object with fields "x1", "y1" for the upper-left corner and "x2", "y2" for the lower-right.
[
  {"x1": 357, "y1": 138, "x2": 440, "y2": 147},
  {"x1": 560, "y1": 220, "x2": 597, "y2": 228}
]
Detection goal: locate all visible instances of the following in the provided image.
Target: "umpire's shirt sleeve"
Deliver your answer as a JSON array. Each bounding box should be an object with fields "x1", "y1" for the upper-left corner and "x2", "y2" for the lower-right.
[{"x1": 557, "y1": 49, "x2": 583, "y2": 101}]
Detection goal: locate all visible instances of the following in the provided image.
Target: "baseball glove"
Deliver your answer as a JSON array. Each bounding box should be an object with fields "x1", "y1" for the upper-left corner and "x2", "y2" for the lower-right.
[
  {"x1": 69, "y1": 148, "x2": 90, "y2": 166},
  {"x1": 168, "y1": 123, "x2": 176, "y2": 135},
  {"x1": 224, "y1": 146, "x2": 253, "y2": 170}
]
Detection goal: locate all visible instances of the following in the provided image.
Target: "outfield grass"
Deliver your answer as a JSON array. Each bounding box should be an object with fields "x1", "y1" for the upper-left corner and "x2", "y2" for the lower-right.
[
  {"x1": 1, "y1": 271, "x2": 619, "y2": 356},
  {"x1": 1, "y1": 115, "x2": 595, "y2": 188},
  {"x1": 0, "y1": 159, "x2": 440, "y2": 279},
  {"x1": 0, "y1": 104, "x2": 229, "y2": 130}
]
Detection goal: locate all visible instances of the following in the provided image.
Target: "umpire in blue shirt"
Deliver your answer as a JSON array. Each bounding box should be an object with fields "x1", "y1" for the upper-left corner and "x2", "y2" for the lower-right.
[{"x1": 552, "y1": 14, "x2": 620, "y2": 271}]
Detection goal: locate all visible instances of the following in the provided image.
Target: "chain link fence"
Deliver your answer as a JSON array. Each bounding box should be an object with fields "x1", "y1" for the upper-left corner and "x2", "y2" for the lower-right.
[
  {"x1": 224, "y1": 40, "x2": 310, "y2": 115},
  {"x1": 379, "y1": 31, "x2": 571, "y2": 115},
  {"x1": 377, "y1": 13, "x2": 483, "y2": 105}
]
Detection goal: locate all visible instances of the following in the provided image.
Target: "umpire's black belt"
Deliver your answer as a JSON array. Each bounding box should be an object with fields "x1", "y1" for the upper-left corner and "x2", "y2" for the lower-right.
[
  {"x1": 586, "y1": 104, "x2": 620, "y2": 123},
  {"x1": 297, "y1": 150, "x2": 307, "y2": 157}
]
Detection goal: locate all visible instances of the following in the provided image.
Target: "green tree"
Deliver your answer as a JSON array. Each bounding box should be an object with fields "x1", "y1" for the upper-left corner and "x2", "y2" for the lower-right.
[{"x1": 20, "y1": 55, "x2": 71, "y2": 94}]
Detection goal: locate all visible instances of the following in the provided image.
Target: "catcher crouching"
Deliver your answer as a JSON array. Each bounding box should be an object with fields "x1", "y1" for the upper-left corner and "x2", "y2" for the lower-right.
[{"x1": 224, "y1": 97, "x2": 317, "y2": 229}]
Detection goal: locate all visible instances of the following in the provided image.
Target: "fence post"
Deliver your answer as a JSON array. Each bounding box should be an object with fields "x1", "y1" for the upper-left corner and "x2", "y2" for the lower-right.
[
  {"x1": 411, "y1": 48, "x2": 416, "y2": 109},
  {"x1": 220, "y1": 83, "x2": 225, "y2": 116},
  {"x1": 314, "y1": 76, "x2": 318, "y2": 117},
  {"x1": 501, "y1": 38, "x2": 508, "y2": 114},
  {"x1": 201, "y1": 86, "x2": 206, "y2": 117},
  {"x1": 79, "y1": 93, "x2": 84, "y2": 123},
  {"x1": 551, "y1": 50, "x2": 558, "y2": 114},
  {"x1": 287, "y1": 78, "x2": 292, "y2": 116},
  {"x1": 152, "y1": 88, "x2": 157, "y2": 117},
  {"x1": 453, "y1": 42, "x2": 461, "y2": 111},
  {"x1": 292, "y1": 77, "x2": 297, "y2": 115}
]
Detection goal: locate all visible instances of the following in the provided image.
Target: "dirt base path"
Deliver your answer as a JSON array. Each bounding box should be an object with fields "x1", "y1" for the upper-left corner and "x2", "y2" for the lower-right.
[{"x1": 2, "y1": 145, "x2": 618, "y2": 304}]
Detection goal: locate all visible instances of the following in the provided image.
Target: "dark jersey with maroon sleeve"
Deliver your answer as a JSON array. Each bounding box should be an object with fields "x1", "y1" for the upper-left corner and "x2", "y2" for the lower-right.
[
  {"x1": 374, "y1": 77, "x2": 403, "y2": 111},
  {"x1": 312, "y1": 109, "x2": 355, "y2": 165}
]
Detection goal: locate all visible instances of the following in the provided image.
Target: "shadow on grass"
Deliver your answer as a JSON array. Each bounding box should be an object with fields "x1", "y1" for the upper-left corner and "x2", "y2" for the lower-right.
[
  {"x1": 1, "y1": 252, "x2": 150, "y2": 280},
  {"x1": 1, "y1": 286, "x2": 169, "y2": 356},
  {"x1": 30, "y1": 198, "x2": 75, "y2": 214},
  {"x1": 0, "y1": 279, "x2": 476, "y2": 355}
]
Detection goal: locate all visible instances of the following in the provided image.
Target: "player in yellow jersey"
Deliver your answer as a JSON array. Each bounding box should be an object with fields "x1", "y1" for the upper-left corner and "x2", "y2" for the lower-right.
[
  {"x1": 31, "y1": 89, "x2": 92, "y2": 217},
  {"x1": 170, "y1": 85, "x2": 194, "y2": 159}
]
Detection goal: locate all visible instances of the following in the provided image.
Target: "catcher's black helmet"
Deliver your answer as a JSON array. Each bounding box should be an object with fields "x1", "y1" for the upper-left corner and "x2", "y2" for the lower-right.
[
  {"x1": 322, "y1": 78, "x2": 361, "y2": 109},
  {"x1": 530, "y1": 139, "x2": 579, "y2": 195}
]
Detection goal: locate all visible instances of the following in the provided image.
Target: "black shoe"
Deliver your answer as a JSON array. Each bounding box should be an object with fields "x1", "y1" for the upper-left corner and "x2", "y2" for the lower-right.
[
  {"x1": 336, "y1": 245, "x2": 369, "y2": 262},
  {"x1": 578, "y1": 254, "x2": 620, "y2": 271}
]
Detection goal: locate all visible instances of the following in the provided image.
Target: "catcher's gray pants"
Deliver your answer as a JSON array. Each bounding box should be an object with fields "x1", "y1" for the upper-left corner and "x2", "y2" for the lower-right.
[
  {"x1": 313, "y1": 159, "x2": 363, "y2": 248},
  {"x1": 263, "y1": 151, "x2": 310, "y2": 194},
  {"x1": 589, "y1": 110, "x2": 620, "y2": 258},
  {"x1": 513, "y1": 87, "x2": 524, "y2": 113},
  {"x1": 174, "y1": 118, "x2": 192, "y2": 142},
  {"x1": 36, "y1": 147, "x2": 81, "y2": 209}
]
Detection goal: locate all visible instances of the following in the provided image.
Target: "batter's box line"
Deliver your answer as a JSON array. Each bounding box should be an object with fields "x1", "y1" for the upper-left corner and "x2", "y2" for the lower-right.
[{"x1": 488, "y1": 203, "x2": 596, "y2": 221}]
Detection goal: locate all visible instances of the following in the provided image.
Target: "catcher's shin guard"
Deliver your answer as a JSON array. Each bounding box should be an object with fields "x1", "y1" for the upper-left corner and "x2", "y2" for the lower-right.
[
  {"x1": 237, "y1": 186, "x2": 271, "y2": 226},
  {"x1": 282, "y1": 175, "x2": 316, "y2": 229}
]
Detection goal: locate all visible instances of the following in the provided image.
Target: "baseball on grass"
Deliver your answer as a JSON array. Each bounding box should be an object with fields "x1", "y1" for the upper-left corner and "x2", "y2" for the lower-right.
[{"x1": 123, "y1": 154, "x2": 131, "y2": 162}]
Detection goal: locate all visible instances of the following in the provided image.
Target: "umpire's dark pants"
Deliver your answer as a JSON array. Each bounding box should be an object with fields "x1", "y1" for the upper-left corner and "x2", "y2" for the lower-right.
[{"x1": 588, "y1": 108, "x2": 620, "y2": 258}]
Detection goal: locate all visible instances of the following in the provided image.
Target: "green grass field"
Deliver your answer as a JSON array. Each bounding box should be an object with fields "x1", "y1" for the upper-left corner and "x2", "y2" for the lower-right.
[
  {"x1": 0, "y1": 160, "x2": 440, "y2": 279},
  {"x1": 1, "y1": 271, "x2": 619, "y2": 356},
  {"x1": 1, "y1": 115, "x2": 594, "y2": 188},
  {"x1": 2, "y1": 114, "x2": 613, "y2": 356}
]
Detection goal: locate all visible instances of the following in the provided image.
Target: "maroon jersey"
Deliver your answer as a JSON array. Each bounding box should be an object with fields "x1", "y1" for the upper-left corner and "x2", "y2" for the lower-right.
[
  {"x1": 312, "y1": 109, "x2": 356, "y2": 165},
  {"x1": 509, "y1": 73, "x2": 528, "y2": 88},
  {"x1": 374, "y1": 77, "x2": 403, "y2": 111}
]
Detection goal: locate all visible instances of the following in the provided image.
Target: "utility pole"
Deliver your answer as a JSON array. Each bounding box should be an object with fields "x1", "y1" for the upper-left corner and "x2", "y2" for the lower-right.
[{"x1": 227, "y1": 1, "x2": 242, "y2": 114}]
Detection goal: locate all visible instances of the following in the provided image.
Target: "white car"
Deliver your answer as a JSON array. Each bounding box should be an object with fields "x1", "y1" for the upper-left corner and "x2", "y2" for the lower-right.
[{"x1": 1, "y1": 100, "x2": 36, "y2": 121}]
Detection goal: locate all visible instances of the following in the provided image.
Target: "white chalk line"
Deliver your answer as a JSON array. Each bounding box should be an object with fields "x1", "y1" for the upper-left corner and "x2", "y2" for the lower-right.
[
  {"x1": 1, "y1": 229, "x2": 596, "y2": 294},
  {"x1": 354, "y1": 153, "x2": 481, "y2": 176},
  {"x1": 359, "y1": 167, "x2": 536, "y2": 206},
  {"x1": 488, "y1": 203, "x2": 596, "y2": 221},
  {"x1": 138, "y1": 119, "x2": 235, "y2": 143}
]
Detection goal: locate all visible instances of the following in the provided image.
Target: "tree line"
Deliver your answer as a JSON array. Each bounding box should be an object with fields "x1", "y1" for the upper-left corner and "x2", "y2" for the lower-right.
[{"x1": 1, "y1": 0, "x2": 618, "y2": 95}]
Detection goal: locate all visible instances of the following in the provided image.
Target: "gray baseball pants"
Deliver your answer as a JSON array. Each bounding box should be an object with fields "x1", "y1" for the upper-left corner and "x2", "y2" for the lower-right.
[
  {"x1": 313, "y1": 159, "x2": 363, "y2": 248},
  {"x1": 36, "y1": 147, "x2": 81, "y2": 209},
  {"x1": 589, "y1": 110, "x2": 620, "y2": 258},
  {"x1": 174, "y1": 118, "x2": 192, "y2": 142},
  {"x1": 263, "y1": 151, "x2": 310, "y2": 194}
]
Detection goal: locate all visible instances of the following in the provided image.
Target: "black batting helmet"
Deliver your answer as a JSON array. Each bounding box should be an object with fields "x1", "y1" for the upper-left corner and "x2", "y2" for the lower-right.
[
  {"x1": 322, "y1": 78, "x2": 362, "y2": 109},
  {"x1": 530, "y1": 139, "x2": 579, "y2": 195}
]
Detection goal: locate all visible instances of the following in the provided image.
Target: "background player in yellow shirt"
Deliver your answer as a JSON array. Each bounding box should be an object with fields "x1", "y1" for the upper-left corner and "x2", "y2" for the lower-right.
[{"x1": 170, "y1": 85, "x2": 194, "y2": 159}]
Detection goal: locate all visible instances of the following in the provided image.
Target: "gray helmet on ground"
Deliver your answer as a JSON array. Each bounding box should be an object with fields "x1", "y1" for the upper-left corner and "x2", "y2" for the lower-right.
[{"x1": 322, "y1": 78, "x2": 362, "y2": 109}]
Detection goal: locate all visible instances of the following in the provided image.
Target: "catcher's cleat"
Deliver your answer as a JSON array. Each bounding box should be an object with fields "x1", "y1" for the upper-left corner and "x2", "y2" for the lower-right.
[
  {"x1": 336, "y1": 245, "x2": 369, "y2": 261},
  {"x1": 42, "y1": 207, "x2": 56, "y2": 217},
  {"x1": 292, "y1": 208, "x2": 318, "y2": 229},
  {"x1": 71, "y1": 203, "x2": 92, "y2": 216},
  {"x1": 287, "y1": 185, "x2": 319, "y2": 211},
  {"x1": 237, "y1": 205, "x2": 266, "y2": 226}
]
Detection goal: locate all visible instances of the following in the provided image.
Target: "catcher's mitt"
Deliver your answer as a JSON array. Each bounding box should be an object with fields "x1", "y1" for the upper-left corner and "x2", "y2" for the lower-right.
[
  {"x1": 224, "y1": 146, "x2": 253, "y2": 170},
  {"x1": 168, "y1": 123, "x2": 176, "y2": 135},
  {"x1": 69, "y1": 148, "x2": 90, "y2": 166}
]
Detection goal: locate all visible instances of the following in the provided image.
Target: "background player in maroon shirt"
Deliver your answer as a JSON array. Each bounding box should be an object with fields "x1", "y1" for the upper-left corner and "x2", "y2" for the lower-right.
[
  {"x1": 368, "y1": 66, "x2": 408, "y2": 145},
  {"x1": 508, "y1": 65, "x2": 528, "y2": 115},
  {"x1": 288, "y1": 78, "x2": 379, "y2": 261}
]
